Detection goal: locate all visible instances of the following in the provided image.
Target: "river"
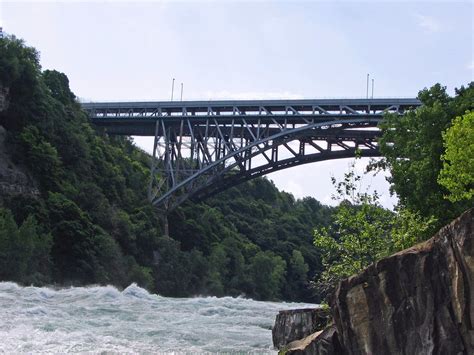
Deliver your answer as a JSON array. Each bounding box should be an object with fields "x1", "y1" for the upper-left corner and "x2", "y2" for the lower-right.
[{"x1": 0, "y1": 282, "x2": 318, "y2": 353}]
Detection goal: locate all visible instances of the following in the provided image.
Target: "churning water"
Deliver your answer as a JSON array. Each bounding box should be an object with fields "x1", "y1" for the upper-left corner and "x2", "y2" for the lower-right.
[{"x1": 0, "y1": 282, "x2": 317, "y2": 353}]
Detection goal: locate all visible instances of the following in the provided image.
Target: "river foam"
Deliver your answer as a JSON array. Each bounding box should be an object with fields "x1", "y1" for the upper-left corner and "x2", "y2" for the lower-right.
[{"x1": 0, "y1": 282, "x2": 317, "y2": 353}]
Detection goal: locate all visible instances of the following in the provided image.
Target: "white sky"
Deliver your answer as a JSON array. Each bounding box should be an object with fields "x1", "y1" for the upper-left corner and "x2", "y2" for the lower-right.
[{"x1": 2, "y1": 0, "x2": 472, "y2": 208}]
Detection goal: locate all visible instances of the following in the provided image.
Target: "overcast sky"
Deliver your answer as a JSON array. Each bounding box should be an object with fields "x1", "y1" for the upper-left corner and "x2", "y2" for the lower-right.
[{"x1": 2, "y1": 0, "x2": 472, "y2": 208}]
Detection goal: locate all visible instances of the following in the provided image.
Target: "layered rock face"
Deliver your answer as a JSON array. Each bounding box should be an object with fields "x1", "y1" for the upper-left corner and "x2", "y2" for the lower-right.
[
  {"x1": 0, "y1": 85, "x2": 9, "y2": 112},
  {"x1": 274, "y1": 209, "x2": 473, "y2": 354},
  {"x1": 0, "y1": 126, "x2": 40, "y2": 201},
  {"x1": 0, "y1": 87, "x2": 40, "y2": 200},
  {"x1": 272, "y1": 308, "x2": 330, "y2": 349},
  {"x1": 332, "y1": 208, "x2": 473, "y2": 354},
  {"x1": 284, "y1": 325, "x2": 343, "y2": 355}
]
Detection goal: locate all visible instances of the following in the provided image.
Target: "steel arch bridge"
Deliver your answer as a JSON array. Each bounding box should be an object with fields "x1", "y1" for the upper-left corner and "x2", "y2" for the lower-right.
[{"x1": 82, "y1": 98, "x2": 421, "y2": 211}]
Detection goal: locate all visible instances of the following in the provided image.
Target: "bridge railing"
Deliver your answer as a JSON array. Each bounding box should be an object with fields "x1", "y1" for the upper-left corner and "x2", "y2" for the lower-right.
[{"x1": 82, "y1": 98, "x2": 421, "y2": 122}]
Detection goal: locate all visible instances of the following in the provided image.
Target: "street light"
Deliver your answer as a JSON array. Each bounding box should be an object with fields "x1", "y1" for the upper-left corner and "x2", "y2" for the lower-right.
[
  {"x1": 366, "y1": 73, "x2": 369, "y2": 99},
  {"x1": 171, "y1": 78, "x2": 175, "y2": 101}
]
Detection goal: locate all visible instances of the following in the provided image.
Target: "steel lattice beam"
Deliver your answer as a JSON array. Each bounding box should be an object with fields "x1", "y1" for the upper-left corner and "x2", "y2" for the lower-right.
[{"x1": 82, "y1": 98, "x2": 421, "y2": 212}]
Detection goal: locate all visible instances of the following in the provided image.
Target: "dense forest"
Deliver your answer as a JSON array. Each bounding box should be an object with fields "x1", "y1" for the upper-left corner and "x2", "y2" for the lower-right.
[
  {"x1": 0, "y1": 36, "x2": 333, "y2": 302},
  {"x1": 0, "y1": 35, "x2": 472, "y2": 303}
]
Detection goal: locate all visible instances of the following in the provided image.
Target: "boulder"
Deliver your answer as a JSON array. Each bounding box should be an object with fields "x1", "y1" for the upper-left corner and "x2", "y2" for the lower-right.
[
  {"x1": 272, "y1": 308, "x2": 330, "y2": 349},
  {"x1": 285, "y1": 325, "x2": 343, "y2": 355}
]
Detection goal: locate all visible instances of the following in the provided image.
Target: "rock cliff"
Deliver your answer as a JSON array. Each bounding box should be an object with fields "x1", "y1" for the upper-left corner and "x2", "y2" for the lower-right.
[
  {"x1": 0, "y1": 126, "x2": 40, "y2": 201},
  {"x1": 0, "y1": 85, "x2": 9, "y2": 112},
  {"x1": 274, "y1": 209, "x2": 473, "y2": 354}
]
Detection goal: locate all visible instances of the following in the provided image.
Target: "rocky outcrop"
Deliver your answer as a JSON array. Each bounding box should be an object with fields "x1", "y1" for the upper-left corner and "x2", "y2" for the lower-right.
[
  {"x1": 284, "y1": 325, "x2": 343, "y2": 355},
  {"x1": 0, "y1": 85, "x2": 9, "y2": 112},
  {"x1": 272, "y1": 308, "x2": 330, "y2": 349},
  {"x1": 0, "y1": 87, "x2": 40, "y2": 200},
  {"x1": 274, "y1": 209, "x2": 473, "y2": 354},
  {"x1": 0, "y1": 126, "x2": 40, "y2": 201},
  {"x1": 332, "y1": 208, "x2": 473, "y2": 354}
]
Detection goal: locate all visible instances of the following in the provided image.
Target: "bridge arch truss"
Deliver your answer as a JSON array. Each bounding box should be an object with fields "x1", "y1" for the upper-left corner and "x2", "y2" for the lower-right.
[{"x1": 83, "y1": 98, "x2": 421, "y2": 211}]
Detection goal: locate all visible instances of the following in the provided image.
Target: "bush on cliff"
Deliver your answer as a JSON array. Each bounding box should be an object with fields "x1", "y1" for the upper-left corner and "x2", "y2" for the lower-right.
[
  {"x1": 438, "y1": 111, "x2": 474, "y2": 202},
  {"x1": 314, "y1": 160, "x2": 437, "y2": 299}
]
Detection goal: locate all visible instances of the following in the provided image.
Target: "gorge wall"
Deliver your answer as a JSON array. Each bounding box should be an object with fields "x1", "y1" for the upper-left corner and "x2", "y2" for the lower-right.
[
  {"x1": 0, "y1": 85, "x2": 9, "y2": 112},
  {"x1": 0, "y1": 126, "x2": 40, "y2": 202},
  {"x1": 274, "y1": 208, "x2": 473, "y2": 354}
]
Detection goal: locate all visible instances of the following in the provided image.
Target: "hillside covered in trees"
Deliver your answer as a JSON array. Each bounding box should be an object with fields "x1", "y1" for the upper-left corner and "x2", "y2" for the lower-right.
[
  {"x1": 0, "y1": 35, "x2": 472, "y2": 304},
  {"x1": 0, "y1": 36, "x2": 333, "y2": 302}
]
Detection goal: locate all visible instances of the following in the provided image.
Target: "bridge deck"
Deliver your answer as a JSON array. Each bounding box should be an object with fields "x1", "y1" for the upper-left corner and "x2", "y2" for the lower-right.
[{"x1": 83, "y1": 98, "x2": 420, "y2": 136}]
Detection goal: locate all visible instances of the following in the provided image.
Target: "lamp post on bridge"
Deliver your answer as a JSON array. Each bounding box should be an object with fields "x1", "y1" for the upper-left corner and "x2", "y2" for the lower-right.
[
  {"x1": 171, "y1": 78, "x2": 175, "y2": 101},
  {"x1": 366, "y1": 73, "x2": 369, "y2": 99}
]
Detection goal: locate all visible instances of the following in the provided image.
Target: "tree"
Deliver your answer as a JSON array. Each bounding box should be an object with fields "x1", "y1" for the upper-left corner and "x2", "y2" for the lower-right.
[
  {"x1": 438, "y1": 112, "x2": 474, "y2": 202},
  {"x1": 0, "y1": 209, "x2": 52, "y2": 284},
  {"x1": 248, "y1": 251, "x2": 287, "y2": 300},
  {"x1": 206, "y1": 244, "x2": 229, "y2": 296},
  {"x1": 0, "y1": 36, "x2": 47, "y2": 131},
  {"x1": 43, "y1": 70, "x2": 76, "y2": 105},
  {"x1": 314, "y1": 199, "x2": 393, "y2": 298},
  {"x1": 18, "y1": 125, "x2": 63, "y2": 190},
  {"x1": 313, "y1": 160, "x2": 435, "y2": 300},
  {"x1": 283, "y1": 250, "x2": 310, "y2": 301},
  {"x1": 377, "y1": 83, "x2": 474, "y2": 225}
]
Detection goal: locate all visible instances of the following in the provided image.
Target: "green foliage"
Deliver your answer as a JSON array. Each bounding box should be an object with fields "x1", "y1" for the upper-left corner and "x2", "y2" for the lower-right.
[
  {"x1": 248, "y1": 251, "x2": 287, "y2": 300},
  {"x1": 152, "y1": 236, "x2": 208, "y2": 297},
  {"x1": 126, "y1": 258, "x2": 154, "y2": 290},
  {"x1": 389, "y1": 209, "x2": 437, "y2": 251},
  {"x1": 289, "y1": 250, "x2": 309, "y2": 285},
  {"x1": 0, "y1": 36, "x2": 39, "y2": 87},
  {"x1": 438, "y1": 111, "x2": 474, "y2": 202},
  {"x1": 314, "y1": 161, "x2": 435, "y2": 299},
  {"x1": 314, "y1": 203, "x2": 393, "y2": 297},
  {"x1": 0, "y1": 36, "x2": 51, "y2": 132},
  {"x1": 19, "y1": 125, "x2": 63, "y2": 190},
  {"x1": 43, "y1": 70, "x2": 76, "y2": 105},
  {"x1": 0, "y1": 209, "x2": 52, "y2": 284},
  {"x1": 0, "y1": 35, "x2": 351, "y2": 302},
  {"x1": 282, "y1": 250, "x2": 310, "y2": 300},
  {"x1": 377, "y1": 83, "x2": 474, "y2": 226},
  {"x1": 206, "y1": 244, "x2": 229, "y2": 296}
]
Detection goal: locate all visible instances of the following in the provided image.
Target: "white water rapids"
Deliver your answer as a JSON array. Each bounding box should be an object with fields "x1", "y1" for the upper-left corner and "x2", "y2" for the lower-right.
[{"x1": 0, "y1": 282, "x2": 318, "y2": 353}]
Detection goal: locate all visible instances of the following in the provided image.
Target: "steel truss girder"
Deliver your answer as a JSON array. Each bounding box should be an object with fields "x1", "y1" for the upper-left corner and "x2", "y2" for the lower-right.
[
  {"x1": 83, "y1": 98, "x2": 421, "y2": 136},
  {"x1": 148, "y1": 118, "x2": 383, "y2": 212}
]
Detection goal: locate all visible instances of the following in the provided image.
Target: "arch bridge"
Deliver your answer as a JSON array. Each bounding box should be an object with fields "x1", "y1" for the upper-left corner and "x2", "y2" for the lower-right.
[{"x1": 82, "y1": 98, "x2": 421, "y2": 211}]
